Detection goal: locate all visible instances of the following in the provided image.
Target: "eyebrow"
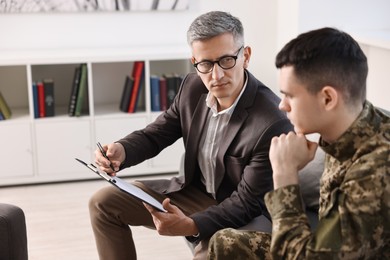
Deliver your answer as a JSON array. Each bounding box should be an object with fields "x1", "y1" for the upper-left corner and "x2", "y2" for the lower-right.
[
  {"x1": 280, "y1": 90, "x2": 291, "y2": 96},
  {"x1": 196, "y1": 50, "x2": 239, "y2": 63}
]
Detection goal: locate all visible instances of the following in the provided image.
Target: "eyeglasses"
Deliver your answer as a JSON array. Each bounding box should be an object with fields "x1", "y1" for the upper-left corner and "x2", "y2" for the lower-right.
[{"x1": 193, "y1": 46, "x2": 244, "y2": 74}]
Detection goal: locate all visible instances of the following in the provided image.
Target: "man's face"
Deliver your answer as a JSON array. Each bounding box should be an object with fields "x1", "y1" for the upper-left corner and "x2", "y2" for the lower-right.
[
  {"x1": 191, "y1": 33, "x2": 249, "y2": 110},
  {"x1": 278, "y1": 66, "x2": 323, "y2": 134}
]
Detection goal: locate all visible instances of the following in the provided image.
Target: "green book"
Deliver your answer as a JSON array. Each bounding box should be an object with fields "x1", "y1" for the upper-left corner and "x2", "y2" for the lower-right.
[
  {"x1": 0, "y1": 91, "x2": 12, "y2": 119},
  {"x1": 68, "y1": 66, "x2": 81, "y2": 116},
  {"x1": 74, "y1": 64, "x2": 88, "y2": 117}
]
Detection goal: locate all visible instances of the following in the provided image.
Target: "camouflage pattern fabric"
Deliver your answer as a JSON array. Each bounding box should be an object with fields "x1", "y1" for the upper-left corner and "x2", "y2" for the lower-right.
[
  {"x1": 208, "y1": 101, "x2": 390, "y2": 259},
  {"x1": 208, "y1": 228, "x2": 272, "y2": 260}
]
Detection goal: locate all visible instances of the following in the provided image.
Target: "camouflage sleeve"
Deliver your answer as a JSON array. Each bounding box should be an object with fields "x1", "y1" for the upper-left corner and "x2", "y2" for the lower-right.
[
  {"x1": 265, "y1": 185, "x2": 312, "y2": 259},
  {"x1": 265, "y1": 171, "x2": 390, "y2": 259}
]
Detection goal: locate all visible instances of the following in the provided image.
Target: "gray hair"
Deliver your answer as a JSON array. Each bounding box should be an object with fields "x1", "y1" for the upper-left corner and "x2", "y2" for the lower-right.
[{"x1": 187, "y1": 11, "x2": 244, "y2": 47}]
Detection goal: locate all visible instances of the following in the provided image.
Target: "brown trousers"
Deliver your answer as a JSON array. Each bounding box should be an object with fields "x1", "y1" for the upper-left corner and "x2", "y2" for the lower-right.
[{"x1": 89, "y1": 180, "x2": 218, "y2": 260}]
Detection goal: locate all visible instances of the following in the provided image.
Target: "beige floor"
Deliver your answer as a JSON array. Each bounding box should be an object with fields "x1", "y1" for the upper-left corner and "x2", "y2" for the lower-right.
[{"x1": 0, "y1": 175, "x2": 193, "y2": 260}]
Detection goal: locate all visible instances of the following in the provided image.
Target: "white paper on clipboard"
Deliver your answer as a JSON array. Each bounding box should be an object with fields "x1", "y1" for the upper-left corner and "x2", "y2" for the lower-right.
[{"x1": 75, "y1": 158, "x2": 167, "y2": 212}]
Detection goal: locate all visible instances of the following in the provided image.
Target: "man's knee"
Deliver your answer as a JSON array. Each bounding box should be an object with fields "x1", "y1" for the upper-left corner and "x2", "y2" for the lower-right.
[
  {"x1": 208, "y1": 228, "x2": 237, "y2": 260},
  {"x1": 88, "y1": 186, "x2": 128, "y2": 226},
  {"x1": 89, "y1": 187, "x2": 113, "y2": 213},
  {"x1": 89, "y1": 184, "x2": 156, "y2": 228},
  {"x1": 208, "y1": 228, "x2": 272, "y2": 260},
  {"x1": 88, "y1": 188, "x2": 110, "y2": 230}
]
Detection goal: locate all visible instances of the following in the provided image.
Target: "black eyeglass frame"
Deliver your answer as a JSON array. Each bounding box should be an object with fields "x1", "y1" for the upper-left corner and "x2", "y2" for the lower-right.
[{"x1": 193, "y1": 46, "x2": 244, "y2": 74}]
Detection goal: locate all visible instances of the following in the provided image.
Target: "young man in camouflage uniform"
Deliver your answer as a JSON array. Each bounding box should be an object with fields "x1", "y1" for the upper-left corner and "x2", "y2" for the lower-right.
[{"x1": 207, "y1": 27, "x2": 390, "y2": 259}]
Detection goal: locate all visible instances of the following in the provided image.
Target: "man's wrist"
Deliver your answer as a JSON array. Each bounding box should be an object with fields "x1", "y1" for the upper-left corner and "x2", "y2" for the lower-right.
[
  {"x1": 188, "y1": 218, "x2": 199, "y2": 238},
  {"x1": 273, "y1": 170, "x2": 299, "y2": 189}
]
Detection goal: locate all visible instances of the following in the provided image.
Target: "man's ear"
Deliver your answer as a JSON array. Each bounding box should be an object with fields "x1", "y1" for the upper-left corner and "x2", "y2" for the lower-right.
[
  {"x1": 191, "y1": 57, "x2": 200, "y2": 75},
  {"x1": 320, "y1": 86, "x2": 338, "y2": 111},
  {"x1": 243, "y1": 46, "x2": 251, "y2": 69}
]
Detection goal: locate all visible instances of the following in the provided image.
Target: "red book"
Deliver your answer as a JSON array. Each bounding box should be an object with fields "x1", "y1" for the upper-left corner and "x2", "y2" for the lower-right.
[
  {"x1": 37, "y1": 81, "x2": 46, "y2": 118},
  {"x1": 127, "y1": 61, "x2": 144, "y2": 113}
]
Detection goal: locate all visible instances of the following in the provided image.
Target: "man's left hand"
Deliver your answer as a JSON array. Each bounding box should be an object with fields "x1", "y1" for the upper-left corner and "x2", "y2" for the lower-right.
[
  {"x1": 270, "y1": 132, "x2": 318, "y2": 189},
  {"x1": 143, "y1": 198, "x2": 199, "y2": 237}
]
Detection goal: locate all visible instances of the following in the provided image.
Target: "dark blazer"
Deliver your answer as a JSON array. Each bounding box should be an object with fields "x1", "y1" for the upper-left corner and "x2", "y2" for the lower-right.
[{"x1": 118, "y1": 71, "x2": 293, "y2": 241}]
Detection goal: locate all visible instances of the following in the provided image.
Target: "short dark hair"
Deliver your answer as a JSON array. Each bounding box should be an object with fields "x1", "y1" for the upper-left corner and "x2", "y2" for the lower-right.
[
  {"x1": 187, "y1": 11, "x2": 244, "y2": 48},
  {"x1": 275, "y1": 27, "x2": 368, "y2": 105}
]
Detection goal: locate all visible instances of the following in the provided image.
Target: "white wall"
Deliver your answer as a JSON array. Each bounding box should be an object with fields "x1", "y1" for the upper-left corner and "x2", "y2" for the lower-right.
[
  {"x1": 277, "y1": 0, "x2": 390, "y2": 46},
  {"x1": 298, "y1": 0, "x2": 390, "y2": 33},
  {"x1": 0, "y1": 11, "x2": 191, "y2": 50}
]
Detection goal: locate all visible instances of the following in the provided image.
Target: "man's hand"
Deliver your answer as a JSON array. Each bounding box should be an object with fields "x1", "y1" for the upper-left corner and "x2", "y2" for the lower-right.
[
  {"x1": 270, "y1": 132, "x2": 318, "y2": 189},
  {"x1": 143, "y1": 198, "x2": 199, "y2": 237},
  {"x1": 94, "y1": 142, "x2": 125, "y2": 176}
]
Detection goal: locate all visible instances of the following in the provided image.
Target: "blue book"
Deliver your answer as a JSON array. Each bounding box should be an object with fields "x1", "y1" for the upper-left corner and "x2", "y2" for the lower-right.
[
  {"x1": 150, "y1": 75, "x2": 160, "y2": 111},
  {"x1": 0, "y1": 110, "x2": 4, "y2": 120},
  {"x1": 32, "y1": 82, "x2": 39, "y2": 118}
]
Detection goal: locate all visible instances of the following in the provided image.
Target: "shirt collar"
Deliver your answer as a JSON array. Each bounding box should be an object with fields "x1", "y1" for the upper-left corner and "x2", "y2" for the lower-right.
[
  {"x1": 320, "y1": 101, "x2": 379, "y2": 162},
  {"x1": 205, "y1": 71, "x2": 248, "y2": 116}
]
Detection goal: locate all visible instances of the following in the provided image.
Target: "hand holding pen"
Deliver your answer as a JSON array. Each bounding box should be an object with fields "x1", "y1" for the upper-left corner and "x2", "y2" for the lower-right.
[{"x1": 96, "y1": 142, "x2": 116, "y2": 172}]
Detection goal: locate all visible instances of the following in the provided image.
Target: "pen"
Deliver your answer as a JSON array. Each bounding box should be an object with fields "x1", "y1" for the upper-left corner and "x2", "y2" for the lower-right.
[{"x1": 96, "y1": 142, "x2": 115, "y2": 172}]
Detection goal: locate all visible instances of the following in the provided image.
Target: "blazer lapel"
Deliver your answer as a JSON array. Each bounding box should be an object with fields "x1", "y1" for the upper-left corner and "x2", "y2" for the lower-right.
[
  {"x1": 213, "y1": 108, "x2": 249, "y2": 191},
  {"x1": 184, "y1": 94, "x2": 209, "y2": 183},
  {"x1": 214, "y1": 73, "x2": 258, "y2": 191}
]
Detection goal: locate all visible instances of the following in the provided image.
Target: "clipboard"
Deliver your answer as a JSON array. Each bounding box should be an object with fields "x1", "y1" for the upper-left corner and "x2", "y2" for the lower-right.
[{"x1": 75, "y1": 158, "x2": 167, "y2": 212}]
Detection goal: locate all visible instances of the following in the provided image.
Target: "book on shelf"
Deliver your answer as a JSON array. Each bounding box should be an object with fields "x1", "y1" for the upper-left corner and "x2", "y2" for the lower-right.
[
  {"x1": 119, "y1": 75, "x2": 134, "y2": 112},
  {"x1": 43, "y1": 79, "x2": 55, "y2": 117},
  {"x1": 164, "y1": 74, "x2": 182, "y2": 108},
  {"x1": 0, "y1": 111, "x2": 4, "y2": 120},
  {"x1": 150, "y1": 75, "x2": 161, "y2": 112},
  {"x1": 68, "y1": 65, "x2": 82, "y2": 116},
  {"x1": 167, "y1": 75, "x2": 176, "y2": 107},
  {"x1": 127, "y1": 61, "x2": 145, "y2": 113},
  {"x1": 32, "y1": 82, "x2": 39, "y2": 118},
  {"x1": 36, "y1": 81, "x2": 46, "y2": 118},
  {"x1": 0, "y1": 90, "x2": 12, "y2": 120},
  {"x1": 74, "y1": 64, "x2": 88, "y2": 117},
  {"x1": 159, "y1": 76, "x2": 168, "y2": 111},
  {"x1": 136, "y1": 78, "x2": 146, "y2": 112}
]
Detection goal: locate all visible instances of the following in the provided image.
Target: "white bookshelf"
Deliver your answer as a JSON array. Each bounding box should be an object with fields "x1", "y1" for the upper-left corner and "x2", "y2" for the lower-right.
[{"x1": 0, "y1": 46, "x2": 192, "y2": 186}]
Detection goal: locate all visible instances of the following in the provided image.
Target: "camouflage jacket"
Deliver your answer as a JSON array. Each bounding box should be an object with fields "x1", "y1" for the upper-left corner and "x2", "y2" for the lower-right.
[{"x1": 265, "y1": 101, "x2": 390, "y2": 259}]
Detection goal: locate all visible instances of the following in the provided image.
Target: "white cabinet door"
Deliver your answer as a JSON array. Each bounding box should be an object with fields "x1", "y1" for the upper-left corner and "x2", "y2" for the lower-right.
[
  {"x1": 149, "y1": 113, "x2": 184, "y2": 172},
  {"x1": 94, "y1": 116, "x2": 149, "y2": 174},
  {"x1": 0, "y1": 122, "x2": 34, "y2": 178},
  {"x1": 35, "y1": 119, "x2": 92, "y2": 177},
  {"x1": 150, "y1": 138, "x2": 184, "y2": 171}
]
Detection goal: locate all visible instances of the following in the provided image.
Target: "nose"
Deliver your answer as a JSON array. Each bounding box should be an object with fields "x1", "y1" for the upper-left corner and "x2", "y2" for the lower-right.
[
  {"x1": 279, "y1": 97, "x2": 289, "y2": 112},
  {"x1": 211, "y1": 63, "x2": 224, "y2": 80}
]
